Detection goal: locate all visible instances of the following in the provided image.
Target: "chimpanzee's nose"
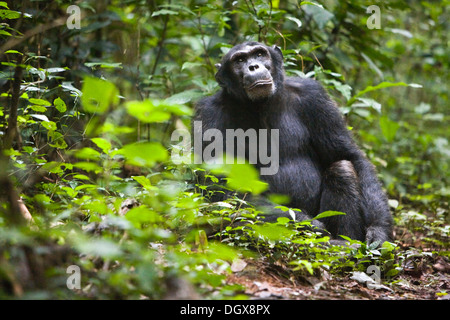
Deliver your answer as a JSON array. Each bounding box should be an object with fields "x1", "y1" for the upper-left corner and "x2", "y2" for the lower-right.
[{"x1": 249, "y1": 64, "x2": 260, "y2": 72}]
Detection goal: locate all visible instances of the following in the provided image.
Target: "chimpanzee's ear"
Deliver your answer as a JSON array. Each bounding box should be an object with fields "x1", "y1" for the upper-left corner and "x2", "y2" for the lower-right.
[
  {"x1": 272, "y1": 45, "x2": 283, "y2": 58},
  {"x1": 214, "y1": 63, "x2": 228, "y2": 88}
]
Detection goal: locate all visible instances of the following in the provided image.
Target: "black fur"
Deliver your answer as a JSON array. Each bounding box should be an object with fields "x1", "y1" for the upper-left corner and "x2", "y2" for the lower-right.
[{"x1": 194, "y1": 42, "x2": 393, "y2": 244}]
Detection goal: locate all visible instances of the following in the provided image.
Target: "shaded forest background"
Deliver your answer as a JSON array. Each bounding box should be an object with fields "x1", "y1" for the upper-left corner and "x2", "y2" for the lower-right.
[{"x1": 0, "y1": 0, "x2": 448, "y2": 299}]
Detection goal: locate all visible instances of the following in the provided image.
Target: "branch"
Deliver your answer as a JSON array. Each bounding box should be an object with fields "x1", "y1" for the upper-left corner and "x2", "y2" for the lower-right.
[
  {"x1": 0, "y1": 16, "x2": 67, "y2": 59},
  {"x1": 4, "y1": 55, "x2": 23, "y2": 150}
]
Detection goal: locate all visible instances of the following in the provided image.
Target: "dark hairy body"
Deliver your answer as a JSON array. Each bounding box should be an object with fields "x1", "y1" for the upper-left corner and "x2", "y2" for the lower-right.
[{"x1": 194, "y1": 42, "x2": 393, "y2": 245}]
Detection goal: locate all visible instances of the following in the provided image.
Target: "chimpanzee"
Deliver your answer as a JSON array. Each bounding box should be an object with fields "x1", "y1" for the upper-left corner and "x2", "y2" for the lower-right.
[{"x1": 193, "y1": 42, "x2": 393, "y2": 245}]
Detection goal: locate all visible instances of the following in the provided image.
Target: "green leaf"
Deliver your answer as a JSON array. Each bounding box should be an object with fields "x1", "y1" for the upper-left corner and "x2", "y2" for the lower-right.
[
  {"x1": 224, "y1": 163, "x2": 268, "y2": 195},
  {"x1": 132, "y1": 176, "x2": 153, "y2": 189},
  {"x1": 302, "y1": 4, "x2": 334, "y2": 29},
  {"x1": 125, "y1": 100, "x2": 171, "y2": 123},
  {"x1": 0, "y1": 9, "x2": 21, "y2": 19},
  {"x1": 291, "y1": 259, "x2": 314, "y2": 275},
  {"x1": 164, "y1": 90, "x2": 203, "y2": 105},
  {"x1": 30, "y1": 114, "x2": 49, "y2": 122},
  {"x1": 181, "y1": 62, "x2": 203, "y2": 71},
  {"x1": 73, "y1": 174, "x2": 91, "y2": 180},
  {"x1": 29, "y1": 105, "x2": 47, "y2": 112},
  {"x1": 116, "y1": 142, "x2": 168, "y2": 167},
  {"x1": 287, "y1": 16, "x2": 302, "y2": 28},
  {"x1": 252, "y1": 223, "x2": 296, "y2": 241},
  {"x1": 73, "y1": 147, "x2": 101, "y2": 160},
  {"x1": 91, "y1": 137, "x2": 111, "y2": 154},
  {"x1": 73, "y1": 162, "x2": 102, "y2": 173},
  {"x1": 28, "y1": 98, "x2": 51, "y2": 106},
  {"x1": 300, "y1": 1, "x2": 324, "y2": 8},
  {"x1": 348, "y1": 82, "x2": 422, "y2": 105},
  {"x1": 125, "y1": 206, "x2": 162, "y2": 228},
  {"x1": 4, "y1": 49, "x2": 22, "y2": 54},
  {"x1": 74, "y1": 238, "x2": 122, "y2": 258},
  {"x1": 81, "y1": 76, "x2": 119, "y2": 114},
  {"x1": 379, "y1": 116, "x2": 400, "y2": 142},
  {"x1": 0, "y1": 30, "x2": 12, "y2": 36},
  {"x1": 315, "y1": 211, "x2": 346, "y2": 219},
  {"x1": 41, "y1": 120, "x2": 57, "y2": 131},
  {"x1": 352, "y1": 98, "x2": 381, "y2": 113},
  {"x1": 54, "y1": 97, "x2": 67, "y2": 112},
  {"x1": 151, "y1": 9, "x2": 179, "y2": 17},
  {"x1": 84, "y1": 62, "x2": 122, "y2": 69},
  {"x1": 48, "y1": 132, "x2": 68, "y2": 149}
]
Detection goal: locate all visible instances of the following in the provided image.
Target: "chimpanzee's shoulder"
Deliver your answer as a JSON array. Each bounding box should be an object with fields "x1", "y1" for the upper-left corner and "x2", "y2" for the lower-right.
[
  {"x1": 195, "y1": 91, "x2": 223, "y2": 111},
  {"x1": 284, "y1": 77, "x2": 325, "y2": 94}
]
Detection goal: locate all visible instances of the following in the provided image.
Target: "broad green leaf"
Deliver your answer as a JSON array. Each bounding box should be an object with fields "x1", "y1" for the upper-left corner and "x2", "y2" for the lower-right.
[
  {"x1": 4, "y1": 49, "x2": 22, "y2": 54},
  {"x1": 73, "y1": 162, "x2": 102, "y2": 173},
  {"x1": 0, "y1": 9, "x2": 21, "y2": 19},
  {"x1": 300, "y1": 1, "x2": 324, "y2": 8},
  {"x1": 181, "y1": 62, "x2": 203, "y2": 71},
  {"x1": 348, "y1": 82, "x2": 422, "y2": 105},
  {"x1": 164, "y1": 90, "x2": 203, "y2": 106},
  {"x1": 54, "y1": 97, "x2": 67, "y2": 112},
  {"x1": 225, "y1": 163, "x2": 268, "y2": 195},
  {"x1": 73, "y1": 147, "x2": 101, "y2": 160},
  {"x1": 81, "y1": 76, "x2": 119, "y2": 114},
  {"x1": 91, "y1": 137, "x2": 111, "y2": 154},
  {"x1": 30, "y1": 114, "x2": 49, "y2": 122},
  {"x1": 41, "y1": 120, "x2": 57, "y2": 131},
  {"x1": 84, "y1": 62, "x2": 122, "y2": 69},
  {"x1": 125, "y1": 100, "x2": 171, "y2": 123},
  {"x1": 73, "y1": 174, "x2": 90, "y2": 180},
  {"x1": 48, "y1": 132, "x2": 68, "y2": 149},
  {"x1": 29, "y1": 105, "x2": 47, "y2": 112},
  {"x1": 315, "y1": 211, "x2": 346, "y2": 220},
  {"x1": 74, "y1": 238, "x2": 122, "y2": 258},
  {"x1": 352, "y1": 98, "x2": 381, "y2": 114},
  {"x1": 132, "y1": 176, "x2": 153, "y2": 189},
  {"x1": 116, "y1": 142, "x2": 168, "y2": 167},
  {"x1": 324, "y1": 79, "x2": 352, "y2": 100},
  {"x1": 302, "y1": 4, "x2": 334, "y2": 29},
  {"x1": 60, "y1": 186, "x2": 78, "y2": 198},
  {"x1": 287, "y1": 16, "x2": 302, "y2": 28},
  {"x1": 252, "y1": 223, "x2": 296, "y2": 241},
  {"x1": 379, "y1": 116, "x2": 400, "y2": 142},
  {"x1": 151, "y1": 9, "x2": 179, "y2": 17},
  {"x1": 28, "y1": 98, "x2": 51, "y2": 106},
  {"x1": 126, "y1": 206, "x2": 162, "y2": 229},
  {"x1": 292, "y1": 260, "x2": 314, "y2": 275}
]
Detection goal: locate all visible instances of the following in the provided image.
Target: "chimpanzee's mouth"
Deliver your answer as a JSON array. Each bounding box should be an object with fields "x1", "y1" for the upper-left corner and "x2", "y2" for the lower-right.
[{"x1": 246, "y1": 79, "x2": 273, "y2": 90}]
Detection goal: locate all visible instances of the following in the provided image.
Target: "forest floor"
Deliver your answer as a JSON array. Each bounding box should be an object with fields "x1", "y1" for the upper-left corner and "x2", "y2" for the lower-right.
[{"x1": 225, "y1": 226, "x2": 450, "y2": 300}]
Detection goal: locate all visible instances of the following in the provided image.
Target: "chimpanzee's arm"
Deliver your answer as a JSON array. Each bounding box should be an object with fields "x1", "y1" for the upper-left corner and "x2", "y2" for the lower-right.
[{"x1": 294, "y1": 78, "x2": 393, "y2": 243}]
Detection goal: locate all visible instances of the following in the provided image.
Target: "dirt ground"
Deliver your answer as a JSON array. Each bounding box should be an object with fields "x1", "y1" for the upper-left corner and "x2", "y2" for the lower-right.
[{"x1": 225, "y1": 226, "x2": 450, "y2": 300}]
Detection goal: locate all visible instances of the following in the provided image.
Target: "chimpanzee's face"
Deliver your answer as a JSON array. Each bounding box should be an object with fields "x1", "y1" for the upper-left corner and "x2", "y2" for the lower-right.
[
  {"x1": 216, "y1": 43, "x2": 279, "y2": 101},
  {"x1": 229, "y1": 45, "x2": 275, "y2": 101}
]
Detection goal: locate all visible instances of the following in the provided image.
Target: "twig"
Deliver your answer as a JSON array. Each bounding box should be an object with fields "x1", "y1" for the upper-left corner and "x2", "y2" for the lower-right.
[
  {"x1": 4, "y1": 55, "x2": 23, "y2": 150},
  {"x1": 0, "y1": 17, "x2": 67, "y2": 58}
]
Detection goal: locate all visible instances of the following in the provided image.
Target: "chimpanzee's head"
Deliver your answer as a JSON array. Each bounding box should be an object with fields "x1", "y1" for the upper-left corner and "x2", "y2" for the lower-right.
[{"x1": 215, "y1": 42, "x2": 285, "y2": 102}]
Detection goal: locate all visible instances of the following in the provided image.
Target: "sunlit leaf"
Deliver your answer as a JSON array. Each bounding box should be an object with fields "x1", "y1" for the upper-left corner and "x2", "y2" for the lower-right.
[
  {"x1": 54, "y1": 97, "x2": 67, "y2": 112},
  {"x1": 116, "y1": 142, "x2": 168, "y2": 167},
  {"x1": 379, "y1": 116, "x2": 400, "y2": 142},
  {"x1": 91, "y1": 137, "x2": 112, "y2": 154},
  {"x1": 81, "y1": 76, "x2": 119, "y2": 114}
]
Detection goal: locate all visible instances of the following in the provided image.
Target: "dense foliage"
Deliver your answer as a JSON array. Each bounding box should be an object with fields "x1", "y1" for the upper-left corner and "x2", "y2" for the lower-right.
[{"x1": 0, "y1": 0, "x2": 448, "y2": 299}]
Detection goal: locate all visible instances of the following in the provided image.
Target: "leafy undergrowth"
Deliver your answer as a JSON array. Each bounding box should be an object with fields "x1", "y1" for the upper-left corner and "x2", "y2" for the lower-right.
[{"x1": 215, "y1": 202, "x2": 450, "y2": 300}]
